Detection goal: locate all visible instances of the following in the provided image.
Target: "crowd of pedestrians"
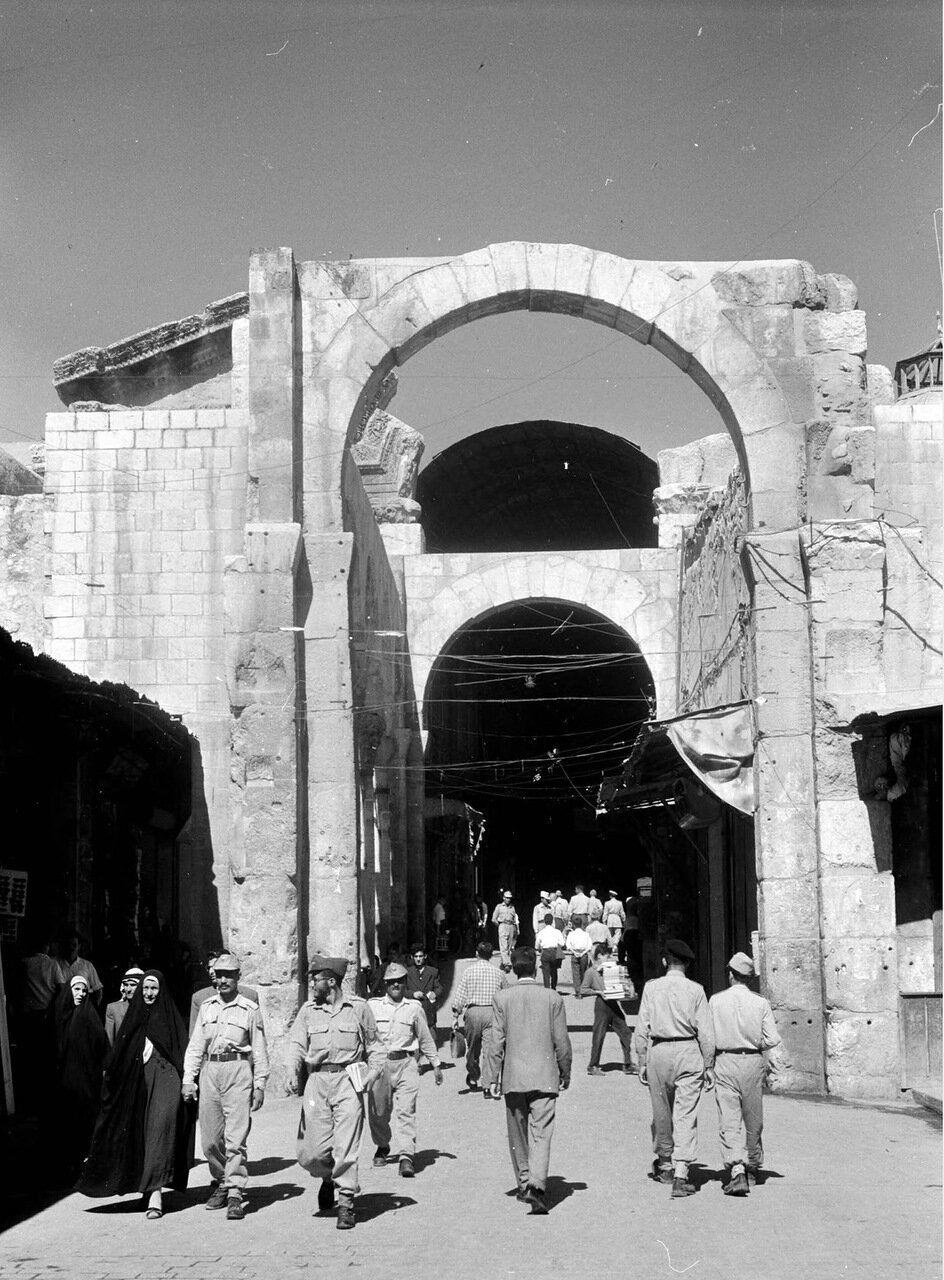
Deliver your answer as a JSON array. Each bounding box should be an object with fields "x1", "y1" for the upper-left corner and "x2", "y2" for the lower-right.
[{"x1": 7, "y1": 887, "x2": 784, "y2": 1228}]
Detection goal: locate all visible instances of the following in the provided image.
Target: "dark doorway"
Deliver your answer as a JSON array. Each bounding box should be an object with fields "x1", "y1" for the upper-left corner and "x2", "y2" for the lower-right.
[{"x1": 423, "y1": 599, "x2": 655, "y2": 942}]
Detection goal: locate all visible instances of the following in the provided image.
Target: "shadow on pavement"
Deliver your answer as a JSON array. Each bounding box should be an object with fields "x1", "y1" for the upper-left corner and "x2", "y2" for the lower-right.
[
  {"x1": 248, "y1": 1155, "x2": 296, "y2": 1176},
  {"x1": 0, "y1": 1116, "x2": 74, "y2": 1233},
  {"x1": 247, "y1": 1183, "x2": 306, "y2": 1211},
  {"x1": 544, "y1": 1176, "x2": 588, "y2": 1210},
  {"x1": 355, "y1": 1191, "x2": 417, "y2": 1222},
  {"x1": 413, "y1": 1148, "x2": 457, "y2": 1173}
]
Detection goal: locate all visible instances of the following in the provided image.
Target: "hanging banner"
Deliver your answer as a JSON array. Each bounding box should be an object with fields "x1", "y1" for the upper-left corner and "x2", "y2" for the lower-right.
[{"x1": 665, "y1": 703, "x2": 756, "y2": 815}]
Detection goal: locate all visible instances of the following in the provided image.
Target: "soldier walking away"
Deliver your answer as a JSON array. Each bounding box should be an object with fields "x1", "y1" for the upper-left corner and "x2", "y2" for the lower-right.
[
  {"x1": 708, "y1": 951, "x2": 784, "y2": 1196},
  {"x1": 484, "y1": 947, "x2": 572, "y2": 1216},
  {"x1": 603, "y1": 891, "x2": 625, "y2": 946},
  {"x1": 287, "y1": 956, "x2": 386, "y2": 1230},
  {"x1": 451, "y1": 940, "x2": 507, "y2": 1093},
  {"x1": 581, "y1": 943, "x2": 636, "y2": 1075},
  {"x1": 633, "y1": 939, "x2": 714, "y2": 1200},
  {"x1": 491, "y1": 891, "x2": 519, "y2": 969},
  {"x1": 182, "y1": 953, "x2": 268, "y2": 1220},
  {"x1": 568, "y1": 884, "x2": 590, "y2": 928},
  {"x1": 367, "y1": 963, "x2": 443, "y2": 1177}
]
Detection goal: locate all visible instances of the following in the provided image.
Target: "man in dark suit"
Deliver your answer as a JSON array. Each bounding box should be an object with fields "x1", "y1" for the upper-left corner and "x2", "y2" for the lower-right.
[
  {"x1": 404, "y1": 943, "x2": 443, "y2": 1033},
  {"x1": 484, "y1": 946, "x2": 572, "y2": 1215}
]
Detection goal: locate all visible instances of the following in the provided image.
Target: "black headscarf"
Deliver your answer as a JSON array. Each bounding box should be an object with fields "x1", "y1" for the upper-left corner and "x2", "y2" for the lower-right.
[
  {"x1": 54, "y1": 977, "x2": 107, "y2": 1174},
  {"x1": 77, "y1": 970, "x2": 193, "y2": 1198}
]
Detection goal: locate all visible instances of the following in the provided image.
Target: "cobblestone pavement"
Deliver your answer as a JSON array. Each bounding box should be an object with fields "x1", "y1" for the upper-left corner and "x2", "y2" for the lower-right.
[{"x1": 1, "y1": 996, "x2": 940, "y2": 1280}]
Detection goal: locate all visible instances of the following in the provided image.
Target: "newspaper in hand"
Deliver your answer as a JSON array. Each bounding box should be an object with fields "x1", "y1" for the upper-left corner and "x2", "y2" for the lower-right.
[{"x1": 346, "y1": 1060, "x2": 369, "y2": 1093}]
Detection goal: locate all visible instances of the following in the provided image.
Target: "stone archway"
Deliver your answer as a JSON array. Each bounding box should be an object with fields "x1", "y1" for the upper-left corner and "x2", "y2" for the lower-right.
[
  {"x1": 289, "y1": 243, "x2": 833, "y2": 537},
  {"x1": 404, "y1": 548, "x2": 678, "y2": 734}
]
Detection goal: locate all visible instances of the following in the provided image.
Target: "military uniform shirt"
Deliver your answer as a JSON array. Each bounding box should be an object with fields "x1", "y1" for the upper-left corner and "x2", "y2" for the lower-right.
[
  {"x1": 286, "y1": 996, "x2": 386, "y2": 1077},
  {"x1": 633, "y1": 971, "x2": 714, "y2": 1070},
  {"x1": 367, "y1": 996, "x2": 440, "y2": 1064},
  {"x1": 708, "y1": 984, "x2": 781, "y2": 1062},
  {"x1": 183, "y1": 992, "x2": 269, "y2": 1089}
]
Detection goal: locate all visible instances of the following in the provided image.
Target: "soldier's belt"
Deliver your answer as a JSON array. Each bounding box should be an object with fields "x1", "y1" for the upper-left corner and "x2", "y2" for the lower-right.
[
  {"x1": 651, "y1": 1036, "x2": 696, "y2": 1045},
  {"x1": 208, "y1": 1051, "x2": 246, "y2": 1062},
  {"x1": 387, "y1": 1050, "x2": 414, "y2": 1060},
  {"x1": 716, "y1": 1048, "x2": 762, "y2": 1055},
  {"x1": 309, "y1": 1062, "x2": 347, "y2": 1073}
]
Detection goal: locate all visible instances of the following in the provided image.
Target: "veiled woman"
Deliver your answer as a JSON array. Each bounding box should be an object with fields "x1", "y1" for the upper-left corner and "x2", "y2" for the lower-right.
[
  {"x1": 78, "y1": 969, "x2": 194, "y2": 1217},
  {"x1": 55, "y1": 973, "x2": 107, "y2": 1181}
]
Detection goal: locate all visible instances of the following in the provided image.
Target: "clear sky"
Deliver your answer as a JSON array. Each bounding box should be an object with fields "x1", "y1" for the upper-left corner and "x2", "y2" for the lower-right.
[{"x1": 1, "y1": 0, "x2": 940, "y2": 462}]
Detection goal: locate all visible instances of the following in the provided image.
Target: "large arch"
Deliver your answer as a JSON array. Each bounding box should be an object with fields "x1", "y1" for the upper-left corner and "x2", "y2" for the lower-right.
[{"x1": 296, "y1": 243, "x2": 824, "y2": 535}]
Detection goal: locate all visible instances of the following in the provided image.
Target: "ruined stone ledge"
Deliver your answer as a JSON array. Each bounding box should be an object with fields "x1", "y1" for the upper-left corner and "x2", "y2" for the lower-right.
[{"x1": 53, "y1": 293, "x2": 249, "y2": 385}]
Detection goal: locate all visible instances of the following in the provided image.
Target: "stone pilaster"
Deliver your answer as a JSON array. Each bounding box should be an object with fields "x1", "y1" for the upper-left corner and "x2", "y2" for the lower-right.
[
  {"x1": 802, "y1": 521, "x2": 899, "y2": 1097},
  {"x1": 249, "y1": 248, "x2": 297, "y2": 523},
  {"x1": 743, "y1": 529, "x2": 826, "y2": 1093}
]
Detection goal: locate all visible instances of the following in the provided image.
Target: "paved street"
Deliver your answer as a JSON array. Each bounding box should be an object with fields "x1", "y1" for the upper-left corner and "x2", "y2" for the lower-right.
[{"x1": 1, "y1": 993, "x2": 940, "y2": 1280}]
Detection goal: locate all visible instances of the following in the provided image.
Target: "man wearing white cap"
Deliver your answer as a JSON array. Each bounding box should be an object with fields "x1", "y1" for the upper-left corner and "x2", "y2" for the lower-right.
[
  {"x1": 182, "y1": 952, "x2": 268, "y2": 1220},
  {"x1": 531, "y1": 891, "x2": 552, "y2": 940},
  {"x1": 492, "y1": 891, "x2": 519, "y2": 970},
  {"x1": 104, "y1": 967, "x2": 144, "y2": 1046},
  {"x1": 707, "y1": 951, "x2": 783, "y2": 1196},
  {"x1": 367, "y1": 962, "x2": 443, "y2": 1178}
]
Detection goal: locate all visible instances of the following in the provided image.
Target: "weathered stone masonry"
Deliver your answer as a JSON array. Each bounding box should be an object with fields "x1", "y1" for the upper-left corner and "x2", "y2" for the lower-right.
[{"x1": 2, "y1": 243, "x2": 937, "y2": 1096}]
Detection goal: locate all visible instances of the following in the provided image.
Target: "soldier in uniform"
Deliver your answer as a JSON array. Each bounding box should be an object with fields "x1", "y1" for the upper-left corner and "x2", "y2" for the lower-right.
[
  {"x1": 287, "y1": 956, "x2": 386, "y2": 1231},
  {"x1": 182, "y1": 952, "x2": 268, "y2": 1220},
  {"x1": 367, "y1": 962, "x2": 443, "y2": 1177},
  {"x1": 633, "y1": 938, "x2": 714, "y2": 1199},
  {"x1": 707, "y1": 951, "x2": 784, "y2": 1196}
]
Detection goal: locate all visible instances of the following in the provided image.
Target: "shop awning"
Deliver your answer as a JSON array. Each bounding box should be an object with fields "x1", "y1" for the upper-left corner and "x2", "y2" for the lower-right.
[{"x1": 598, "y1": 701, "x2": 756, "y2": 816}]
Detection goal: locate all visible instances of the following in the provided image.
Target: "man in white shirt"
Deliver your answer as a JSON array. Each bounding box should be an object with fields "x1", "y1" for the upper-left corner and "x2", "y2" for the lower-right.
[
  {"x1": 550, "y1": 891, "x2": 569, "y2": 934},
  {"x1": 534, "y1": 914, "x2": 566, "y2": 990},
  {"x1": 566, "y1": 922, "x2": 593, "y2": 998},
  {"x1": 586, "y1": 890, "x2": 604, "y2": 922},
  {"x1": 531, "y1": 891, "x2": 552, "y2": 939},
  {"x1": 568, "y1": 884, "x2": 590, "y2": 928}
]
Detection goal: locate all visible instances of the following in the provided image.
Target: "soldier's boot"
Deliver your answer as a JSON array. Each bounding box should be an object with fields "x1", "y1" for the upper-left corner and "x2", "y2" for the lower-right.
[
  {"x1": 671, "y1": 1163, "x2": 696, "y2": 1198},
  {"x1": 226, "y1": 1192, "x2": 245, "y2": 1220},
  {"x1": 205, "y1": 1184, "x2": 228, "y2": 1210},
  {"x1": 398, "y1": 1156, "x2": 414, "y2": 1178},
  {"x1": 316, "y1": 1180, "x2": 336, "y2": 1213},
  {"x1": 336, "y1": 1199, "x2": 356, "y2": 1231},
  {"x1": 652, "y1": 1159, "x2": 674, "y2": 1184},
  {"x1": 724, "y1": 1163, "x2": 750, "y2": 1197},
  {"x1": 372, "y1": 1146, "x2": 389, "y2": 1167}
]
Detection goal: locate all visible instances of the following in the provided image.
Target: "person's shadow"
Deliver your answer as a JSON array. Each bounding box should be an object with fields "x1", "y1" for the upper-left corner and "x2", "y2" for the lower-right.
[
  {"x1": 544, "y1": 1176, "x2": 587, "y2": 1210},
  {"x1": 412, "y1": 1148, "x2": 457, "y2": 1174},
  {"x1": 354, "y1": 1191, "x2": 417, "y2": 1221},
  {"x1": 248, "y1": 1156, "x2": 296, "y2": 1176},
  {"x1": 245, "y1": 1182, "x2": 306, "y2": 1211}
]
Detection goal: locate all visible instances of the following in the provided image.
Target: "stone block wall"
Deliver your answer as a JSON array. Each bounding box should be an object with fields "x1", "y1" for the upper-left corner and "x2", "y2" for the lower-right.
[{"x1": 0, "y1": 493, "x2": 45, "y2": 651}]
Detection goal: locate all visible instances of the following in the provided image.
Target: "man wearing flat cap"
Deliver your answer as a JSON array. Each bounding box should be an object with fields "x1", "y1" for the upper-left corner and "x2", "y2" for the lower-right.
[
  {"x1": 287, "y1": 955, "x2": 386, "y2": 1231},
  {"x1": 633, "y1": 938, "x2": 714, "y2": 1199},
  {"x1": 367, "y1": 962, "x2": 443, "y2": 1178},
  {"x1": 707, "y1": 951, "x2": 784, "y2": 1196},
  {"x1": 182, "y1": 952, "x2": 269, "y2": 1220}
]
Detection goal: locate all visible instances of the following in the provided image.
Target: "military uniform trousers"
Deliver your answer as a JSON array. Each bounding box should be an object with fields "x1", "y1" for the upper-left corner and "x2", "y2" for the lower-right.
[
  {"x1": 463, "y1": 1007, "x2": 494, "y2": 1088},
  {"x1": 199, "y1": 1057, "x2": 253, "y2": 1192},
  {"x1": 367, "y1": 1054, "x2": 419, "y2": 1156},
  {"x1": 504, "y1": 1092, "x2": 557, "y2": 1193},
  {"x1": 297, "y1": 1070, "x2": 364, "y2": 1199},
  {"x1": 714, "y1": 1052, "x2": 766, "y2": 1169},
  {"x1": 647, "y1": 1040, "x2": 705, "y2": 1166},
  {"x1": 497, "y1": 924, "x2": 517, "y2": 967}
]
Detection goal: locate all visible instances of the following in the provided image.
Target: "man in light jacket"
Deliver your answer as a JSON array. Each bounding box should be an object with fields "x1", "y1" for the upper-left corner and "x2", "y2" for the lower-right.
[{"x1": 485, "y1": 946, "x2": 572, "y2": 1215}]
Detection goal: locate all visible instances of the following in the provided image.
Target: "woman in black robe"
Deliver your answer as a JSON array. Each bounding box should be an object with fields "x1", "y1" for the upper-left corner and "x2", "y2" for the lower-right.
[
  {"x1": 55, "y1": 974, "x2": 107, "y2": 1182},
  {"x1": 78, "y1": 969, "x2": 194, "y2": 1217}
]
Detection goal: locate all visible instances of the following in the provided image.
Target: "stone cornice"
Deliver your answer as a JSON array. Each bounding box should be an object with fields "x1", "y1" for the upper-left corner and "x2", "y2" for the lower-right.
[{"x1": 53, "y1": 292, "x2": 249, "y2": 387}]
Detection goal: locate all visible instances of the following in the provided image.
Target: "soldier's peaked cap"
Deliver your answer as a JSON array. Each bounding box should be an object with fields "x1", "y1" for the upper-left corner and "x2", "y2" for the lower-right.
[
  {"x1": 664, "y1": 938, "x2": 695, "y2": 962},
  {"x1": 212, "y1": 952, "x2": 240, "y2": 972},
  {"x1": 309, "y1": 955, "x2": 348, "y2": 980},
  {"x1": 383, "y1": 962, "x2": 409, "y2": 981}
]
